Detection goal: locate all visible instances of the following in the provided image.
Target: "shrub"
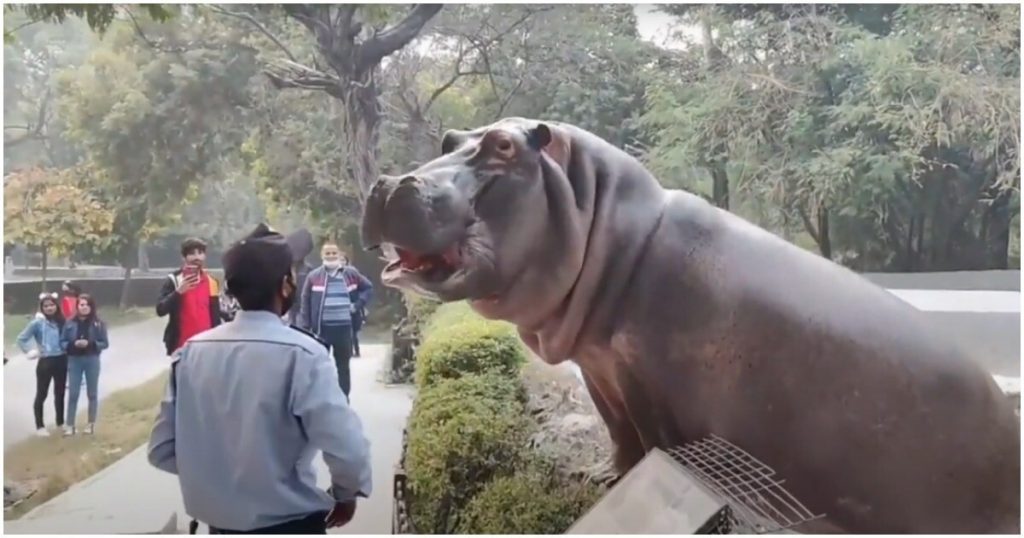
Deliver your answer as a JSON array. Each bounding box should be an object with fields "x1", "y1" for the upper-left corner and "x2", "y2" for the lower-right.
[
  {"x1": 404, "y1": 291, "x2": 441, "y2": 335},
  {"x1": 415, "y1": 316, "x2": 526, "y2": 388},
  {"x1": 406, "y1": 374, "x2": 531, "y2": 533},
  {"x1": 422, "y1": 301, "x2": 479, "y2": 338},
  {"x1": 456, "y1": 465, "x2": 603, "y2": 534}
]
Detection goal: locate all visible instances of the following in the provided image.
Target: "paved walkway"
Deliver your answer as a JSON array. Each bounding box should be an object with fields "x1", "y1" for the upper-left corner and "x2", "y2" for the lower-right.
[
  {"x1": 5, "y1": 344, "x2": 414, "y2": 534},
  {"x1": 4, "y1": 317, "x2": 170, "y2": 447}
]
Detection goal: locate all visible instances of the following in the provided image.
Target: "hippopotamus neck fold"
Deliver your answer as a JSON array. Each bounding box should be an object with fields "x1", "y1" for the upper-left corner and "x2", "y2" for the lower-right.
[{"x1": 516, "y1": 127, "x2": 668, "y2": 365}]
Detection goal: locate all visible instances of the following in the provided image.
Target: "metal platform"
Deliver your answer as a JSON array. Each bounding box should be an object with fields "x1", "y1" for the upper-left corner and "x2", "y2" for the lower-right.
[{"x1": 664, "y1": 435, "x2": 824, "y2": 534}]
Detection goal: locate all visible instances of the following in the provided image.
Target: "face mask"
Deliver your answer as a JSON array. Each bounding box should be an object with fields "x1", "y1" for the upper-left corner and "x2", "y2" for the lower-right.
[{"x1": 323, "y1": 259, "x2": 341, "y2": 269}]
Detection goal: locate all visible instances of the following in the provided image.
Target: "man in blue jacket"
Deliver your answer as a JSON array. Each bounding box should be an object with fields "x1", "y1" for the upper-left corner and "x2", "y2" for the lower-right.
[
  {"x1": 298, "y1": 240, "x2": 373, "y2": 398},
  {"x1": 148, "y1": 224, "x2": 371, "y2": 534}
]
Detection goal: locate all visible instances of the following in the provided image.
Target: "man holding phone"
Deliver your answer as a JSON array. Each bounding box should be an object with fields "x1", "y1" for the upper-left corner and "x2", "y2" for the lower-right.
[{"x1": 156, "y1": 237, "x2": 227, "y2": 356}]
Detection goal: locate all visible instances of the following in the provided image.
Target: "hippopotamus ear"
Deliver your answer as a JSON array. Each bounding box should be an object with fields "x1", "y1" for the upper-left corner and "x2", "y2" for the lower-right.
[
  {"x1": 528, "y1": 123, "x2": 571, "y2": 170},
  {"x1": 440, "y1": 130, "x2": 467, "y2": 155}
]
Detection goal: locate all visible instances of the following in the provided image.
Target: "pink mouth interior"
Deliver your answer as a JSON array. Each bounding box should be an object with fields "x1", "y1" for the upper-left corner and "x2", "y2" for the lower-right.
[{"x1": 395, "y1": 244, "x2": 461, "y2": 274}]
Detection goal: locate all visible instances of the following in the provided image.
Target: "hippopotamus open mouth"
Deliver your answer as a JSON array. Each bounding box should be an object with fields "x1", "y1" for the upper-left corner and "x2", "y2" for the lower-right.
[{"x1": 361, "y1": 118, "x2": 581, "y2": 318}]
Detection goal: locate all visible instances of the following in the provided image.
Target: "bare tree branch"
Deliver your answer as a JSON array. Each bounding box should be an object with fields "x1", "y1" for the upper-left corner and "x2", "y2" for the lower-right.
[
  {"x1": 281, "y1": 4, "x2": 333, "y2": 43},
  {"x1": 358, "y1": 4, "x2": 443, "y2": 71},
  {"x1": 264, "y1": 59, "x2": 344, "y2": 99},
  {"x1": 4, "y1": 86, "x2": 51, "y2": 148},
  {"x1": 209, "y1": 5, "x2": 299, "y2": 63}
]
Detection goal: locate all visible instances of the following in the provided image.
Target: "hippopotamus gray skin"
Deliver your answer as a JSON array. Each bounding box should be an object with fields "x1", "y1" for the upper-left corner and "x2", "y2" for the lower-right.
[{"x1": 361, "y1": 118, "x2": 1020, "y2": 534}]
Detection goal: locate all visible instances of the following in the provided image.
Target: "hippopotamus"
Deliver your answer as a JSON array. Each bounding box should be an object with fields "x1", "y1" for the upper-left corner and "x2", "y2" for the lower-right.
[{"x1": 361, "y1": 118, "x2": 1020, "y2": 533}]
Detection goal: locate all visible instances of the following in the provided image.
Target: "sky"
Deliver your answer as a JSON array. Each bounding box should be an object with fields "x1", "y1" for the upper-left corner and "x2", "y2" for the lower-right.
[{"x1": 634, "y1": 4, "x2": 701, "y2": 50}]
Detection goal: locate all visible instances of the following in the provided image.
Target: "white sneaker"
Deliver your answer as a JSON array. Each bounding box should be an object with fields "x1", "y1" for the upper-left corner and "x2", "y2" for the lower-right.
[
  {"x1": 63, "y1": 426, "x2": 75, "y2": 437},
  {"x1": 84, "y1": 424, "x2": 95, "y2": 435},
  {"x1": 34, "y1": 428, "x2": 49, "y2": 437}
]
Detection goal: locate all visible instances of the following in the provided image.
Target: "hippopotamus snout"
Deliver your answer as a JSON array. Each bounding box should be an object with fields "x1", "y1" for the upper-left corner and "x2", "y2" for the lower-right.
[{"x1": 362, "y1": 173, "x2": 471, "y2": 254}]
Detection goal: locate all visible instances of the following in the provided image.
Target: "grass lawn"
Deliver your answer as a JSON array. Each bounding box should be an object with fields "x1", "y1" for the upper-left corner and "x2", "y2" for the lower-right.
[
  {"x1": 3, "y1": 371, "x2": 169, "y2": 520},
  {"x1": 4, "y1": 307, "x2": 155, "y2": 355}
]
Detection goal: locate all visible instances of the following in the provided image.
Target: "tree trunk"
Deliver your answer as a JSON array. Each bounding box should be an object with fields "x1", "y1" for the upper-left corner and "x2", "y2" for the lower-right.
[
  {"x1": 118, "y1": 237, "x2": 140, "y2": 309},
  {"x1": 119, "y1": 266, "x2": 133, "y2": 310},
  {"x1": 711, "y1": 163, "x2": 730, "y2": 210},
  {"x1": 984, "y1": 192, "x2": 1012, "y2": 269},
  {"x1": 817, "y1": 206, "x2": 832, "y2": 260},
  {"x1": 40, "y1": 246, "x2": 48, "y2": 293},
  {"x1": 343, "y1": 73, "x2": 383, "y2": 201},
  {"x1": 138, "y1": 241, "x2": 150, "y2": 272}
]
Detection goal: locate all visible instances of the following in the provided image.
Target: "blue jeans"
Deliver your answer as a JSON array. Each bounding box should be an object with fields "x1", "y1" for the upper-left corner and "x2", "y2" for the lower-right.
[{"x1": 66, "y1": 355, "x2": 100, "y2": 426}]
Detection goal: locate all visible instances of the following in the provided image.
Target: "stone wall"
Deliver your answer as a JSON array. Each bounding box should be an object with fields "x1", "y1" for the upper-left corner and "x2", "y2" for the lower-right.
[{"x1": 3, "y1": 271, "x2": 224, "y2": 314}]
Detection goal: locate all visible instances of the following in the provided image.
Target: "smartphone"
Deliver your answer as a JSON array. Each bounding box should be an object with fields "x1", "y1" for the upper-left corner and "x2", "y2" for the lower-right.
[{"x1": 182, "y1": 265, "x2": 198, "y2": 280}]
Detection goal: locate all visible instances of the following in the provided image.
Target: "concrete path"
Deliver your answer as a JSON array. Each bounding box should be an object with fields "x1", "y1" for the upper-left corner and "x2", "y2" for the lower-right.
[
  {"x1": 5, "y1": 344, "x2": 414, "y2": 535},
  {"x1": 4, "y1": 317, "x2": 170, "y2": 448}
]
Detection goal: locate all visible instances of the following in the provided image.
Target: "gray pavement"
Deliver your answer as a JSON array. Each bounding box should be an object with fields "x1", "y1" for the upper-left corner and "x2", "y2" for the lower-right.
[
  {"x1": 4, "y1": 344, "x2": 414, "y2": 535},
  {"x1": 4, "y1": 317, "x2": 171, "y2": 448}
]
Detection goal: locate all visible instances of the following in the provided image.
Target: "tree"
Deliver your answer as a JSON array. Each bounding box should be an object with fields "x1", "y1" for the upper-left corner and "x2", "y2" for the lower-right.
[
  {"x1": 4, "y1": 167, "x2": 114, "y2": 290},
  {"x1": 217, "y1": 4, "x2": 442, "y2": 201},
  {"x1": 56, "y1": 12, "x2": 261, "y2": 305},
  {"x1": 644, "y1": 4, "x2": 1019, "y2": 270}
]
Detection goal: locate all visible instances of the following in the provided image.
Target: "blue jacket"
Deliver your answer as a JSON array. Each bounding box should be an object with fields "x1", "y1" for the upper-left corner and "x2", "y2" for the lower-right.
[
  {"x1": 147, "y1": 310, "x2": 372, "y2": 531},
  {"x1": 298, "y1": 266, "x2": 373, "y2": 334},
  {"x1": 17, "y1": 317, "x2": 65, "y2": 358},
  {"x1": 61, "y1": 317, "x2": 109, "y2": 358}
]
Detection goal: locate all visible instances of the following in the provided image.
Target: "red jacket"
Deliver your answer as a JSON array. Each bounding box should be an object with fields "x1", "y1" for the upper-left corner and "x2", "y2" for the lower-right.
[{"x1": 61, "y1": 295, "x2": 78, "y2": 319}]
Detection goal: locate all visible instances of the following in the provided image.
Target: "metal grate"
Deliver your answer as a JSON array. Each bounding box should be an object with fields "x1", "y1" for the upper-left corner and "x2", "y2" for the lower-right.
[{"x1": 665, "y1": 435, "x2": 824, "y2": 534}]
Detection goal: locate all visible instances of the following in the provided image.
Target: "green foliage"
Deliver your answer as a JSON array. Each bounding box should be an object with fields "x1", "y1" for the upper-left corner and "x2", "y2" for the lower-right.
[
  {"x1": 421, "y1": 301, "x2": 480, "y2": 338},
  {"x1": 3, "y1": 167, "x2": 115, "y2": 262},
  {"x1": 55, "y1": 15, "x2": 260, "y2": 267},
  {"x1": 415, "y1": 315, "x2": 526, "y2": 388},
  {"x1": 643, "y1": 4, "x2": 1020, "y2": 270},
  {"x1": 5, "y1": 5, "x2": 174, "y2": 38},
  {"x1": 456, "y1": 466, "x2": 602, "y2": 534},
  {"x1": 405, "y1": 373, "x2": 531, "y2": 533},
  {"x1": 403, "y1": 291, "x2": 441, "y2": 334}
]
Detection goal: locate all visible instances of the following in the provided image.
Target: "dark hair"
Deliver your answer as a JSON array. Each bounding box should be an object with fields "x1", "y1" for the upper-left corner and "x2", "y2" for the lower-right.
[
  {"x1": 62, "y1": 280, "x2": 82, "y2": 295},
  {"x1": 39, "y1": 295, "x2": 65, "y2": 325},
  {"x1": 180, "y1": 237, "x2": 208, "y2": 258},
  {"x1": 76, "y1": 293, "x2": 101, "y2": 323},
  {"x1": 223, "y1": 224, "x2": 294, "y2": 311}
]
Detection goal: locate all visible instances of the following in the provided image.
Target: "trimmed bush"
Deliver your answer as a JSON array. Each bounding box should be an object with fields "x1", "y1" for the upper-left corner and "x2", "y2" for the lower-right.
[
  {"x1": 422, "y1": 301, "x2": 479, "y2": 338},
  {"x1": 406, "y1": 373, "x2": 531, "y2": 533},
  {"x1": 415, "y1": 316, "x2": 526, "y2": 388},
  {"x1": 456, "y1": 466, "x2": 603, "y2": 534},
  {"x1": 404, "y1": 291, "x2": 442, "y2": 335}
]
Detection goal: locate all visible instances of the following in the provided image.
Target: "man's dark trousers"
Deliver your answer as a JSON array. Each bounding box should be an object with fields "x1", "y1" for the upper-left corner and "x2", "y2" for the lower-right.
[
  {"x1": 208, "y1": 510, "x2": 330, "y2": 534},
  {"x1": 321, "y1": 324, "x2": 353, "y2": 397}
]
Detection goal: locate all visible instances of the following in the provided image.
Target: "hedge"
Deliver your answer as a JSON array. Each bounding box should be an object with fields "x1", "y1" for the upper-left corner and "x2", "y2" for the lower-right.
[
  {"x1": 422, "y1": 301, "x2": 481, "y2": 338},
  {"x1": 404, "y1": 302, "x2": 602, "y2": 534},
  {"x1": 415, "y1": 316, "x2": 526, "y2": 388},
  {"x1": 404, "y1": 291, "x2": 441, "y2": 335},
  {"x1": 456, "y1": 466, "x2": 602, "y2": 534},
  {"x1": 406, "y1": 373, "x2": 531, "y2": 533}
]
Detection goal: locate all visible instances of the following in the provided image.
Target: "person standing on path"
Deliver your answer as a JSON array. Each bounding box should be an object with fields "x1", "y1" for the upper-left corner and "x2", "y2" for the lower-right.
[
  {"x1": 298, "y1": 241, "x2": 373, "y2": 397},
  {"x1": 156, "y1": 237, "x2": 227, "y2": 356},
  {"x1": 61, "y1": 293, "x2": 108, "y2": 436},
  {"x1": 16, "y1": 293, "x2": 68, "y2": 437},
  {"x1": 148, "y1": 223, "x2": 372, "y2": 534}
]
